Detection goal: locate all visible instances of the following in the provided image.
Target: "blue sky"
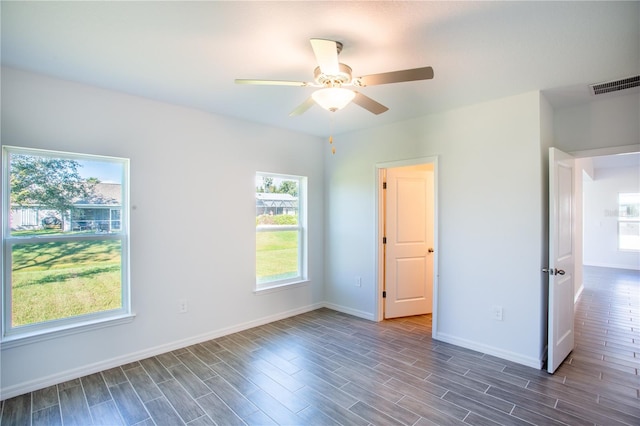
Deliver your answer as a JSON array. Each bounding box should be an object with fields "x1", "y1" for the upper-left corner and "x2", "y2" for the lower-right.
[{"x1": 78, "y1": 160, "x2": 123, "y2": 183}]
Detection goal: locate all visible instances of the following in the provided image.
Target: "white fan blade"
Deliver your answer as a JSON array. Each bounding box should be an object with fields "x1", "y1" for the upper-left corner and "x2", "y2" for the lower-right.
[
  {"x1": 289, "y1": 97, "x2": 315, "y2": 116},
  {"x1": 235, "y1": 79, "x2": 309, "y2": 87},
  {"x1": 357, "y1": 67, "x2": 434, "y2": 86},
  {"x1": 310, "y1": 39, "x2": 339, "y2": 75},
  {"x1": 353, "y1": 92, "x2": 389, "y2": 115}
]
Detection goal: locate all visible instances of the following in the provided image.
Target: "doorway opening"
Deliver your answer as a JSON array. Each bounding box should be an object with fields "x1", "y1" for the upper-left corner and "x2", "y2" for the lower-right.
[
  {"x1": 546, "y1": 145, "x2": 639, "y2": 373},
  {"x1": 376, "y1": 157, "x2": 438, "y2": 337}
]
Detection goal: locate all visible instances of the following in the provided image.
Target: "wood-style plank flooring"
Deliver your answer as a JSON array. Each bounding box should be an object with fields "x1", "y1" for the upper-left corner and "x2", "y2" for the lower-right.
[{"x1": 1, "y1": 266, "x2": 638, "y2": 425}]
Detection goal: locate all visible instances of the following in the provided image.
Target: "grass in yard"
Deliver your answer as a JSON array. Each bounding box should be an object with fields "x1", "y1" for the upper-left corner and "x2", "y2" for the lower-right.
[
  {"x1": 11, "y1": 239, "x2": 122, "y2": 327},
  {"x1": 256, "y1": 230, "x2": 298, "y2": 282}
]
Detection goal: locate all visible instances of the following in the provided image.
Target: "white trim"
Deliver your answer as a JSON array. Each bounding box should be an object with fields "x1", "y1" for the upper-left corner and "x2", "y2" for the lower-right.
[
  {"x1": 375, "y1": 168, "x2": 386, "y2": 322},
  {"x1": 322, "y1": 302, "x2": 375, "y2": 321},
  {"x1": 253, "y1": 280, "x2": 310, "y2": 295},
  {"x1": 0, "y1": 303, "x2": 324, "y2": 400},
  {"x1": 375, "y1": 157, "x2": 439, "y2": 169},
  {"x1": 374, "y1": 156, "x2": 439, "y2": 335},
  {"x1": 434, "y1": 332, "x2": 543, "y2": 369},
  {"x1": 256, "y1": 225, "x2": 300, "y2": 232},
  {"x1": 1, "y1": 313, "x2": 136, "y2": 349},
  {"x1": 569, "y1": 144, "x2": 639, "y2": 159}
]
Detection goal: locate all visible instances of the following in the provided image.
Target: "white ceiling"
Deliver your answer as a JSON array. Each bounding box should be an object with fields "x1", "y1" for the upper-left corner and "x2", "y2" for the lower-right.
[{"x1": 1, "y1": 1, "x2": 639, "y2": 137}]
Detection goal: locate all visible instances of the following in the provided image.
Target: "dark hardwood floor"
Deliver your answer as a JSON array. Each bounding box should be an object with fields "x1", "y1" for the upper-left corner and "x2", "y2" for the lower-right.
[{"x1": 1, "y1": 266, "x2": 638, "y2": 425}]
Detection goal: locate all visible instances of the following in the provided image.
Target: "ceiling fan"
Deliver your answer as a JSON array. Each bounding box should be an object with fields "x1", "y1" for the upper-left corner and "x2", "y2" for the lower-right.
[{"x1": 235, "y1": 38, "x2": 434, "y2": 116}]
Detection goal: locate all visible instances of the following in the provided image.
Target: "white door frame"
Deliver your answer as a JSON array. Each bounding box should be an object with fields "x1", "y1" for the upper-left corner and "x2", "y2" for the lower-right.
[
  {"x1": 569, "y1": 144, "x2": 639, "y2": 159},
  {"x1": 375, "y1": 157, "x2": 439, "y2": 335}
]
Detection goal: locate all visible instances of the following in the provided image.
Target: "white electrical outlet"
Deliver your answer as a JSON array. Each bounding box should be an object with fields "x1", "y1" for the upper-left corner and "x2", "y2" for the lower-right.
[
  {"x1": 491, "y1": 305, "x2": 503, "y2": 321},
  {"x1": 178, "y1": 299, "x2": 188, "y2": 313},
  {"x1": 355, "y1": 276, "x2": 362, "y2": 287}
]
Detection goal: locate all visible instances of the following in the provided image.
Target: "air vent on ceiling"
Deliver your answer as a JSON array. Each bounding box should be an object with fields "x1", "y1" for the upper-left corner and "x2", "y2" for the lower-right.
[{"x1": 590, "y1": 75, "x2": 640, "y2": 95}]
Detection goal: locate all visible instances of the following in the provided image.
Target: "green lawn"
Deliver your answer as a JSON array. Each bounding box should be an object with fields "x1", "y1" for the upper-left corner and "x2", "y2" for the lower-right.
[
  {"x1": 256, "y1": 230, "x2": 298, "y2": 283},
  {"x1": 11, "y1": 239, "x2": 121, "y2": 327}
]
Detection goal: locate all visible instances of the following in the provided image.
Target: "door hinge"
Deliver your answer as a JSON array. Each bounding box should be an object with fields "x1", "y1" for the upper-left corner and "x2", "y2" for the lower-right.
[
  {"x1": 383, "y1": 237, "x2": 387, "y2": 244},
  {"x1": 382, "y1": 291, "x2": 387, "y2": 298},
  {"x1": 383, "y1": 182, "x2": 387, "y2": 189}
]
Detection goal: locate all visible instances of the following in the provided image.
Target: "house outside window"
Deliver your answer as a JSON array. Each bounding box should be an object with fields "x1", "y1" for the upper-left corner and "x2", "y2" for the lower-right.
[
  {"x1": 255, "y1": 172, "x2": 307, "y2": 290},
  {"x1": 2, "y1": 146, "x2": 130, "y2": 343},
  {"x1": 618, "y1": 193, "x2": 640, "y2": 251}
]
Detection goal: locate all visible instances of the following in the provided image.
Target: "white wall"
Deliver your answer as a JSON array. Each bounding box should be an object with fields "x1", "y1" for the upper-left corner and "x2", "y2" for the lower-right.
[
  {"x1": 554, "y1": 92, "x2": 640, "y2": 153},
  {"x1": 0, "y1": 67, "x2": 325, "y2": 398},
  {"x1": 324, "y1": 91, "x2": 547, "y2": 367},
  {"x1": 583, "y1": 165, "x2": 640, "y2": 270}
]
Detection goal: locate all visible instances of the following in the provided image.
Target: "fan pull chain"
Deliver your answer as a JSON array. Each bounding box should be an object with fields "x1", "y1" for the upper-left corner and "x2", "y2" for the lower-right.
[{"x1": 329, "y1": 113, "x2": 336, "y2": 154}]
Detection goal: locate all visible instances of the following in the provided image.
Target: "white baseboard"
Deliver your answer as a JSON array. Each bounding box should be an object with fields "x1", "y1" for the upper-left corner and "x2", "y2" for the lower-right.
[
  {"x1": 322, "y1": 302, "x2": 375, "y2": 321},
  {"x1": 1, "y1": 302, "x2": 325, "y2": 400},
  {"x1": 434, "y1": 331, "x2": 543, "y2": 370}
]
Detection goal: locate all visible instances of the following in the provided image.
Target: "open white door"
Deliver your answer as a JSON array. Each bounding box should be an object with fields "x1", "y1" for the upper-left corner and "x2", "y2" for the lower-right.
[
  {"x1": 384, "y1": 167, "x2": 434, "y2": 319},
  {"x1": 547, "y1": 147, "x2": 576, "y2": 374}
]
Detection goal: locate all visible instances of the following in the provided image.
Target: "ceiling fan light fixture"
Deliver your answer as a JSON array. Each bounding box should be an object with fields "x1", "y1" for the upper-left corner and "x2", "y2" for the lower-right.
[{"x1": 312, "y1": 87, "x2": 355, "y2": 112}]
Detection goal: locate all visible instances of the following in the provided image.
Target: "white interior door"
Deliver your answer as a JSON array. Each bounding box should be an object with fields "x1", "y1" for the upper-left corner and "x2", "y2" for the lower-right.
[
  {"x1": 547, "y1": 147, "x2": 576, "y2": 374},
  {"x1": 384, "y1": 167, "x2": 434, "y2": 319}
]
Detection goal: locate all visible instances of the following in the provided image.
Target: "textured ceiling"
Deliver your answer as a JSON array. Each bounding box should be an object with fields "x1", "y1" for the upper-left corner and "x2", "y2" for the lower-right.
[{"x1": 1, "y1": 1, "x2": 639, "y2": 137}]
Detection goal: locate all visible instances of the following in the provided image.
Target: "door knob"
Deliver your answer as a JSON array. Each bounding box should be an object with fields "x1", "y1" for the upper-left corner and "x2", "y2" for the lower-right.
[
  {"x1": 542, "y1": 268, "x2": 565, "y2": 275},
  {"x1": 428, "y1": 248, "x2": 434, "y2": 253},
  {"x1": 542, "y1": 268, "x2": 566, "y2": 276}
]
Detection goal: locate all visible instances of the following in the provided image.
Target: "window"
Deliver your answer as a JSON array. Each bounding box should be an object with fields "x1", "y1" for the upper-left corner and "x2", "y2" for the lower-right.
[
  {"x1": 255, "y1": 172, "x2": 307, "y2": 290},
  {"x1": 2, "y1": 146, "x2": 130, "y2": 342},
  {"x1": 618, "y1": 193, "x2": 640, "y2": 251}
]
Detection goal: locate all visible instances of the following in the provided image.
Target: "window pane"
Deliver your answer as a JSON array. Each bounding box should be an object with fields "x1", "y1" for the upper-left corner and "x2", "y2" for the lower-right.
[
  {"x1": 11, "y1": 239, "x2": 122, "y2": 327},
  {"x1": 619, "y1": 193, "x2": 640, "y2": 218},
  {"x1": 618, "y1": 193, "x2": 640, "y2": 251},
  {"x1": 619, "y1": 221, "x2": 640, "y2": 251},
  {"x1": 255, "y1": 173, "x2": 303, "y2": 286},
  {"x1": 256, "y1": 230, "x2": 299, "y2": 284},
  {"x1": 9, "y1": 153, "x2": 123, "y2": 236}
]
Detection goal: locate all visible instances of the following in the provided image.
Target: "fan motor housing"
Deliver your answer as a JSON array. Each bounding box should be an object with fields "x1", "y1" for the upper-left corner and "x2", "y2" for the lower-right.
[{"x1": 314, "y1": 63, "x2": 353, "y2": 87}]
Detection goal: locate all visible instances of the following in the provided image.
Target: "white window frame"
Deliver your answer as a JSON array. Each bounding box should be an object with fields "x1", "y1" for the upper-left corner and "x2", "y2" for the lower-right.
[
  {"x1": 255, "y1": 172, "x2": 307, "y2": 291},
  {"x1": 1, "y1": 146, "x2": 132, "y2": 346}
]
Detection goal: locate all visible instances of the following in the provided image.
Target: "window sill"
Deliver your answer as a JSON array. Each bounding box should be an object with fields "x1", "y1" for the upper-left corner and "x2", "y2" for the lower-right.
[
  {"x1": 254, "y1": 280, "x2": 310, "y2": 295},
  {"x1": 1, "y1": 313, "x2": 136, "y2": 350}
]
